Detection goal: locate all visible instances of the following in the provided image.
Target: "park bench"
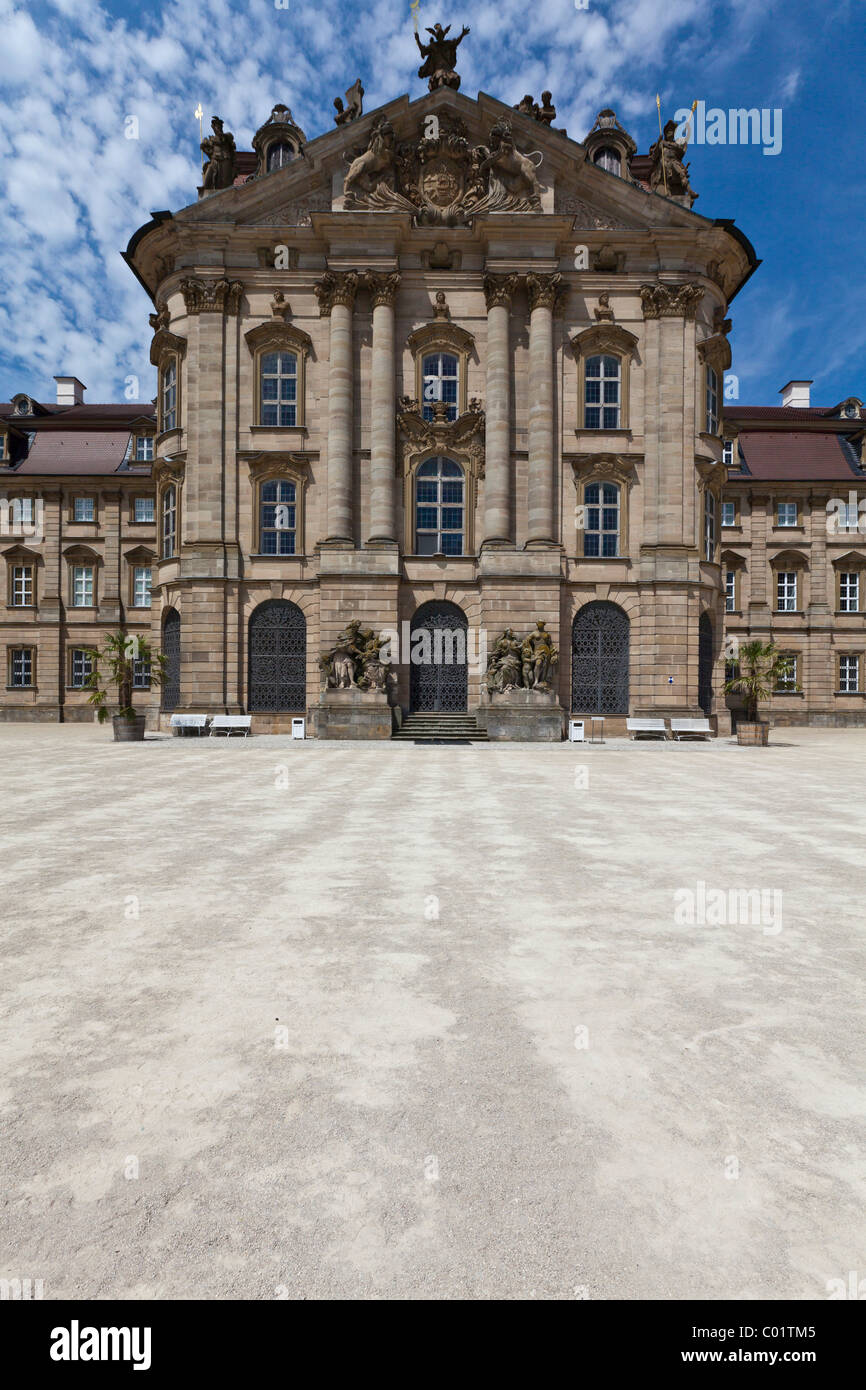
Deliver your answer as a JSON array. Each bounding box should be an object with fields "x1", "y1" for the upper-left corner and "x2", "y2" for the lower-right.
[
  {"x1": 626, "y1": 718, "x2": 668, "y2": 740},
  {"x1": 670, "y1": 718, "x2": 712, "y2": 741},
  {"x1": 170, "y1": 714, "x2": 209, "y2": 736},
  {"x1": 210, "y1": 715, "x2": 252, "y2": 738}
]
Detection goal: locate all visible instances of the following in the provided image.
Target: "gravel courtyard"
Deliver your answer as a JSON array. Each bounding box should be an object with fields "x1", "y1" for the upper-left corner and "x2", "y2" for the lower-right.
[{"x1": 1, "y1": 724, "x2": 864, "y2": 1301}]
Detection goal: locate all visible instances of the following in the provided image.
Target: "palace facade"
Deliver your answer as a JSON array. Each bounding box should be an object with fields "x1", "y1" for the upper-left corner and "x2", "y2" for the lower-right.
[{"x1": 2, "y1": 81, "x2": 864, "y2": 733}]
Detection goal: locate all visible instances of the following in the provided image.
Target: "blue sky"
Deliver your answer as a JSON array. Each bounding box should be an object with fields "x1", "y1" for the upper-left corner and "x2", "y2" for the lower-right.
[{"x1": 1, "y1": 0, "x2": 863, "y2": 409}]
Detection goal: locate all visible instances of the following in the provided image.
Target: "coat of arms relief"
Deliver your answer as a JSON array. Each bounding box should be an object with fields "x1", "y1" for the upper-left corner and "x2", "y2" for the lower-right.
[{"x1": 342, "y1": 112, "x2": 543, "y2": 226}]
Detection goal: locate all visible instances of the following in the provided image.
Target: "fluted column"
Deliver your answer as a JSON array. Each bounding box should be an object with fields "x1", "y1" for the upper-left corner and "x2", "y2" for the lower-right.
[
  {"x1": 315, "y1": 270, "x2": 359, "y2": 546},
  {"x1": 365, "y1": 272, "x2": 401, "y2": 546},
  {"x1": 525, "y1": 273, "x2": 565, "y2": 548},
  {"x1": 482, "y1": 273, "x2": 518, "y2": 548}
]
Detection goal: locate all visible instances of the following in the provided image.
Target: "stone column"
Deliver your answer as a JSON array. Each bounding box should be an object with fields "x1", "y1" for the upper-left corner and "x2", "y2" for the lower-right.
[
  {"x1": 525, "y1": 273, "x2": 565, "y2": 548},
  {"x1": 365, "y1": 272, "x2": 401, "y2": 547},
  {"x1": 482, "y1": 273, "x2": 518, "y2": 548},
  {"x1": 315, "y1": 270, "x2": 359, "y2": 547}
]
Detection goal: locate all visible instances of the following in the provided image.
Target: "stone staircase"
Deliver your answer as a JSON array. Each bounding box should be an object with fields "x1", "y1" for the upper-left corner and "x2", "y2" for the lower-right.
[{"x1": 392, "y1": 711, "x2": 489, "y2": 742}]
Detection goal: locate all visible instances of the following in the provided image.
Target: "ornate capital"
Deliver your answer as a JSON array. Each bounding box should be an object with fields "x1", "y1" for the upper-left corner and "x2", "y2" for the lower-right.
[
  {"x1": 396, "y1": 397, "x2": 486, "y2": 480},
  {"x1": 639, "y1": 282, "x2": 704, "y2": 320},
  {"x1": 526, "y1": 272, "x2": 568, "y2": 314},
  {"x1": 314, "y1": 270, "x2": 359, "y2": 316},
  {"x1": 365, "y1": 270, "x2": 401, "y2": 308},
  {"x1": 179, "y1": 277, "x2": 244, "y2": 315},
  {"x1": 483, "y1": 272, "x2": 519, "y2": 310}
]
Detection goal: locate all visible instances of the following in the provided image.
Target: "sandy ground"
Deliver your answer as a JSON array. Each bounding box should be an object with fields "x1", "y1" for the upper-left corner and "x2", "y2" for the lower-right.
[{"x1": 1, "y1": 723, "x2": 864, "y2": 1301}]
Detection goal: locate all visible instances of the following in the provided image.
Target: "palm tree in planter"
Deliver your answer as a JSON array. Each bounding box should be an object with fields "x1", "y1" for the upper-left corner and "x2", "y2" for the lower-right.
[
  {"x1": 724, "y1": 639, "x2": 796, "y2": 745},
  {"x1": 85, "y1": 631, "x2": 166, "y2": 742}
]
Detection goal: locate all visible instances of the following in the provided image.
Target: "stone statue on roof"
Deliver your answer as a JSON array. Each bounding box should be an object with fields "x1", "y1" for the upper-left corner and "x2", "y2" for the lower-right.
[
  {"x1": 200, "y1": 116, "x2": 237, "y2": 191},
  {"x1": 334, "y1": 78, "x2": 364, "y2": 126},
  {"x1": 415, "y1": 22, "x2": 470, "y2": 91}
]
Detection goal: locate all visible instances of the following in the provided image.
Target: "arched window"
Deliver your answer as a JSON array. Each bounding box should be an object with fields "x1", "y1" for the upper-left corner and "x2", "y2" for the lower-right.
[
  {"x1": 161, "y1": 358, "x2": 177, "y2": 432},
  {"x1": 571, "y1": 601, "x2": 630, "y2": 714},
  {"x1": 583, "y1": 482, "x2": 620, "y2": 557},
  {"x1": 585, "y1": 355, "x2": 621, "y2": 429},
  {"x1": 593, "y1": 146, "x2": 621, "y2": 175},
  {"x1": 248, "y1": 600, "x2": 306, "y2": 712},
  {"x1": 162, "y1": 485, "x2": 177, "y2": 558},
  {"x1": 162, "y1": 608, "x2": 180, "y2": 711},
  {"x1": 421, "y1": 353, "x2": 459, "y2": 421},
  {"x1": 260, "y1": 479, "x2": 296, "y2": 554},
  {"x1": 260, "y1": 351, "x2": 298, "y2": 427},
  {"x1": 415, "y1": 457, "x2": 464, "y2": 555},
  {"x1": 266, "y1": 142, "x2": 295, "y2": 172}
]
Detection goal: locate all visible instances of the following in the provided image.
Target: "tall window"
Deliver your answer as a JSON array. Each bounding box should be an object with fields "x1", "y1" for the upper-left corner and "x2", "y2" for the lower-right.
[
  {"x1": 704, "y1": 491, "x2": 717, "y2": 562},
  {"x1": 71, "y1": 565, "x2": 94, "y2": 607},
  {"x1": 267, "y1": 142, "x2": 294, "y2": 171},
  {"x1": 721, "y1": 501, "x2": 736, "y2": 527},
  {"x1": 162, "y1": 486, "x2": 177, "y2": 558},
  {"x1": 722, "y1": 439, "x2": 735, "y2": 467},
  {"x1": 134, "y1": 435, "x2": 154, "y2": 461},
  {"x1": 777, "y1": 501, "x2": 798, "y2": 527},
  {"x1": 11, "y1": 497, "x2": 34, "y2": 527},
  {"x1": 774, "y1": 655, "x2": 798, "y2": 693},
  {"x1": 415, "y1": 457, "x2": 464, "y2": 556},
  {"x1": 260, "y1": 480, "x2": 296, "y2": 555},
  {"x1": 134, "y1": 497, "x2": 155, "y2": 523},
  {"x1": 776, "y1": 570, "x2": 797, "y2": 612},
  {"x1": 70, "y1": 648, "x2": 93, "y2": 689},
  {"x1": 593, "y1": 146, "x2": 621, "y2": 175},
  {"x1": 839, "y1": 572, "x2": 860, "y2": 613},
  {"x1": 421, "y1": 353, "x2": 458, "y2": 422},
  {"x1": 161, "y1": 358, "x2": 177, "y2": 432},
  {"x1": 583, "y1": 482, "x2": 620, "y2": 557},
  {"x1": 133, "y1": 658, "x2": 151, "y2": 689},
  {"x1": 133, "y1": 566, "x2": 152, "y2": 607},
  {"x1": 11, "y1": 565, "x2": 33, "y2": 607},
  {"x1": 73, "y1": 497, "x2": 95, "y2": 522},
  {"x1": 705, "y1": 366, "x2": 719, "y2": 434},
  {"x1": 9, "y1": 648, "x2": 34, "y2": 687},
  {"x1": 725, "y1": 569, "x2": 736, "y2": 612},
  {"x1": 585, "y1": 355, "x2": 621, "y2": 429},
  {"x1": 260, "y1": 351, "x2": 297, "y2": 427},
  {"x1": 839, "y1": 655, "x2": 860, "y2": 693}
]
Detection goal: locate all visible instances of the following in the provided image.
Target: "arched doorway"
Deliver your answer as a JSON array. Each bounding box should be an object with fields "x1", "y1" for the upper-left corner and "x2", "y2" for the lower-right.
[
  {"x1": 571, "y1": 601, "x2": 629, "y2": 713},
  {"x1": 248, "y1": 600, "x2": 306, "y2": 712},
  {"x1": 698, "y1": 612, "x2": 713, "y2": 716},
  {"x1": 410, "y1": 601, "x2": 468, "y2": 712},
  {"x1": 161, "y1": 608, "x2": 180, "y2": 710}
]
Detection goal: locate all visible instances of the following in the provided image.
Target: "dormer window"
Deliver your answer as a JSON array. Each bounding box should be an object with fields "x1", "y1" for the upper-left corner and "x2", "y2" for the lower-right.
[
  {"x1": 593, "y1": 146, "x2": 621, "y2": 176},
  {"x1": 266, "y1": 142, "x2": 295, "y2": 172},
  {"x1": 134, "y1": 434, "x2": 154, "y2": 461}
]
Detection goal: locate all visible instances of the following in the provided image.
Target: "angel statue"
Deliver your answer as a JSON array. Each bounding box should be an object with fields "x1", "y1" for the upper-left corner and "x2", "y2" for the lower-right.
[{"x1": 415, "y1": 22, "x2": 470, "y2": 92}]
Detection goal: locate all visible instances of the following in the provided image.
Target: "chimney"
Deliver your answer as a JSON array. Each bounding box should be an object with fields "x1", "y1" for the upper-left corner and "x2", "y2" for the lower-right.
[
  {"x1": 54, "y1": 376, "x2": 86, "y2": 407},
  {"x1": 779, "y1": 379, "x2": 812, "y2": 409}
]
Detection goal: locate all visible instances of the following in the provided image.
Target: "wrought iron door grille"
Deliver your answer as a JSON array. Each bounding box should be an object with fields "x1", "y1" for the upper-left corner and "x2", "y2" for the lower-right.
[
  {"x1": 698, "y1": 614, "x2": 713, "y2": 715},
  {"x1": 409, "y1": 601, "x2": 468, "y2": 712},
  {"x1": 571, "y1": 601, "x2": 629, "y2": 714},
  {"x1": 248, "y1": 600, "x2": 306, "y2": 712},
  {"x1": 161, "y1": 609, "x2": 180, "y2": 710}
]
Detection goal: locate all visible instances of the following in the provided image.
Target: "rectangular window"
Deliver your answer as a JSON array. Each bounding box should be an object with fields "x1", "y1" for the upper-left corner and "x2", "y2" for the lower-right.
[
  {"x1": 134, "y1": 435, "x2": 154, "y2": 461},
  {"x1": 0, "y1": 435, "x2": 5, "y2": 461},
  {"x1": 133, "y1": 658, "x2": 151, "y2": 690},
  {"x1": 704, "y1": 491, "x2": 716, "y2": 562},
  {"x1": 582, "y1": 482, "x2": 620, "y2": 557},
  {"x1": 11, "y1": 565, "x2": 34, "y2": 606},
  {"x1": 162, "y1": 487, "x2": 176, "y2": 558},
  {"x1": 421, "y1": 352, "x2": 459, "y2": 423},
  {"x1": 774, "y1": 654, "x2": 798, "y2": 693},
  {"x1": 74, "y1": 497, "x2": 95, "y2": 522},
  {"x1": 133, "y1": 566, "x2": 152, "y2": 607},
  {"x1": 71, "y1": 565, "x2": 94, "y2": 607},
  {"x1": 260, "y1": 351, "x2": 298, "y2": 428},
  {"x1": 69, "y1": 648, "x2": 93, "y2": 689},
  {"x1": 776, "y1": 501, "x2": 798, "y2": 527},
  {"x1": 839, "y1": 654, "x2": 860, "y2": 693},
  {"x1": 9, "y1": 648, "x2": 34, "y2": 687},
  {"x1": 11, "y1": 497, "x2": 34, "y2": 526},
  {"x1": 584, "y1": 355, "x2": 621, "y2": 429},
  {"x1": 722, "y1": 439, "x2": 734, "y2": 467},
  {"x1": 705, "y1": 367, "x2": 719, "y2": 434},
  {"x1": 725, "y1": 570, "x2": 736, "y2": 612},
  {"x1": 161, "y1": 359, "x2": 177, "y2": 432},
  {"x1": 721, "y1": 501, "x2": 736, "y2": 527},
  {"x1": 839, "y1": 572, "x2": 860, "y2": 612},
  {"x1": 260, "y1": 480, "x2": 296, "y2": 555},
  {"x1": 776, "y1": 571, "x2": 797, "y2": 612},
  {"x1": 134, "y1": 496, "x2": 155, "y2": 523}
]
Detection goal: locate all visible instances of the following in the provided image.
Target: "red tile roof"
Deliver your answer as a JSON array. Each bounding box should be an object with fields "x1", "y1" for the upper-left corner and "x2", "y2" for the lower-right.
[
  {"x1": 734, "y1": 431, "x2": 862, "y2": 481},
  {"x1": 12, "y1": 430, "x2": 148, "y2": 476}
]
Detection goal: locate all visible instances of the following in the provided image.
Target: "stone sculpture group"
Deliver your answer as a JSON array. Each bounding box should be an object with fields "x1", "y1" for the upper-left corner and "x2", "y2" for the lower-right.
[
  {"x1": 320, "y1": 621, "x2": 393, "y2": 694},
  {"x1": 485, "y1": 622, "x2": 559, "y2": 695}
]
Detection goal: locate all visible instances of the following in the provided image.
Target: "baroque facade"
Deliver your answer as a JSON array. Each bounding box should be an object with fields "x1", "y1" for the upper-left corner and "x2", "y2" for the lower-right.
[{"x1": 2, "y1": 68, "x2": 864, "y2": 732}]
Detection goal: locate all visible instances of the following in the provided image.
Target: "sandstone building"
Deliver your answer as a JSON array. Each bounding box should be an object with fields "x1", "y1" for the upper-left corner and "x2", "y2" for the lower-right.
[{"x1": 2, "y1": 74, "x2": 864, "y2": 733}]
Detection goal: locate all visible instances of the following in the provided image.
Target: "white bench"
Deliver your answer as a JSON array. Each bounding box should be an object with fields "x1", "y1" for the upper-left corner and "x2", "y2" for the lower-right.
[
  {"x1": 626, "y1": 718, "x2": 668, "y2": 740},
  {"x1": 170, "y1": 714, "x2": 209, "y2": 736},
  {"x1": 671, "y1": 718, "x2": 712, "y2": 741},
  {"x1": 210, "y1": 715, "x2": 252, "y2": 738}
]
